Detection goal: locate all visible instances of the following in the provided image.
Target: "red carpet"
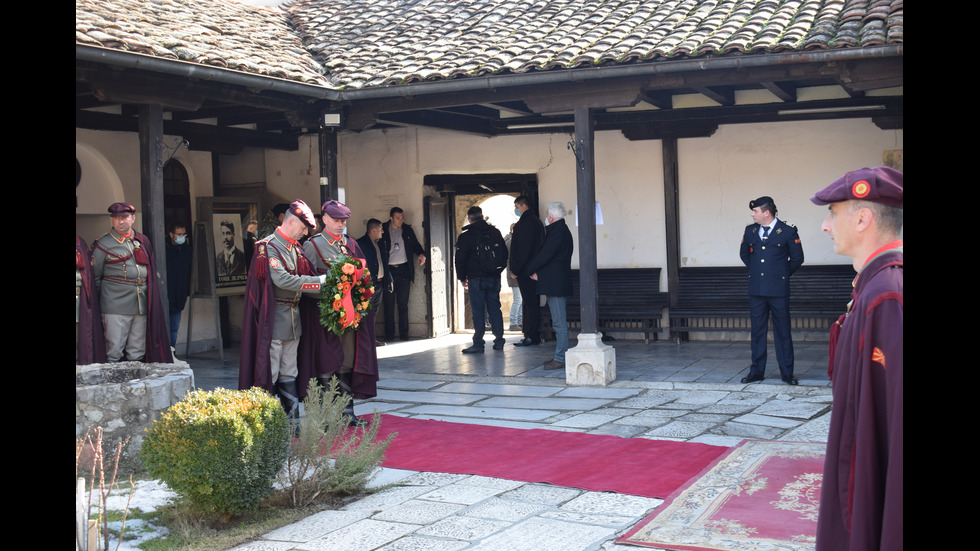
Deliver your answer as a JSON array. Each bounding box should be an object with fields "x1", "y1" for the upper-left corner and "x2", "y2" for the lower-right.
[
  {"x1": 373, "y1": 414, "x2": 727, "y2": 499},
  {"x1": 618, "y1": 440, "x2": 825, "y2": 550}
]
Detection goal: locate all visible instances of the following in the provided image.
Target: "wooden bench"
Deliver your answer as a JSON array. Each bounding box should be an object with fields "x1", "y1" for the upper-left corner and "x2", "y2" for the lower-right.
[
  {"x1": 668, "y1": 265, "x2": 854, "y2": 338},
  {"x1": 538, "y1": 268, "x2": 669, "y2": 344}
]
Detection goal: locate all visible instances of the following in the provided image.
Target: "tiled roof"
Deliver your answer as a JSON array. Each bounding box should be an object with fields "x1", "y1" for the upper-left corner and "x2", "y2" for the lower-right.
[
  {"x1": 286, "y1": 0, "x2": 902, "y2": 89},
  {"x1": 77, "y1": 0, "x2": 903, "y2": 91},
  {"x1": 75, "y1": 0, "x2": 328, "y2": 86}
]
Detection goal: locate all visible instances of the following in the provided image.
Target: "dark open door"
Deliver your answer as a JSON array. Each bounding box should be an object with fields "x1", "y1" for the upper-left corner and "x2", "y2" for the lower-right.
[{"x1": 424, "y1": 195, "x2": 453, "y2": 337}]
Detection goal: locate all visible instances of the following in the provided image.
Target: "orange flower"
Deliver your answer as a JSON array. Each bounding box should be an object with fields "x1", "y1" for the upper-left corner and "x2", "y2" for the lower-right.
[
  {"x1": 342, "y1": 263, "x2": 356, "y2": 275},
  {"x1": 332, "y1": 299, "x2": 343, "y2": 311}
]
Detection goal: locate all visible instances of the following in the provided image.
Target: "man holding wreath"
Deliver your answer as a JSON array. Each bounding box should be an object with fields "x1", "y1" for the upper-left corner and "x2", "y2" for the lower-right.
[{"x1": 302, "y1": 200, "x2": 379, "y2": 426}]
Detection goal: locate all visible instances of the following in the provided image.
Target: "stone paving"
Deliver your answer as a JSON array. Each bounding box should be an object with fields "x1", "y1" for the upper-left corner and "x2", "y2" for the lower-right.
[{"x1": 184, "y1": 334, "x2": 834, "y2": 551}]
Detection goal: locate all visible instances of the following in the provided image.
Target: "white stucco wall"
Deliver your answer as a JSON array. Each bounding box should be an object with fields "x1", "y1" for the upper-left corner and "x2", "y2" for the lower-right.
[
  {"x1": 679, "y1": 118, "x2": 903, "y2": 267},
  {"x1": 264, "y1": 136, "x2": 324, "y2": 205},
  {"x1": 340, "y1": 127, "x2": 669, "y2": 271}
]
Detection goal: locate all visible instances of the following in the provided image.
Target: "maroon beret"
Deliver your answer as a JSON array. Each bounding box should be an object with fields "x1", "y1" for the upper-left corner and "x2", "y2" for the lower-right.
[
  {"x1": 108, "y1": 202, "x2": 136, "y2": 216},
  {"x1": 321, "y1": 200, "x2": 351, "y2": 220},
  {"x1": 289, "y1": 200, "x2": 317, "y2": 229},
  {"x1": 811, "y1": 167, "x2": 903, "y2": 208}
]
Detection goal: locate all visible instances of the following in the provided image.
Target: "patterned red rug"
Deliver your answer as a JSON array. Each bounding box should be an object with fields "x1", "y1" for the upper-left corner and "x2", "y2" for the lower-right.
[
  {"x1": 373, "y1": 414, "x2": 727, "y2": 499},
  {"x1": 617, "y1": 440, "x2": 825, "y2": 551}
]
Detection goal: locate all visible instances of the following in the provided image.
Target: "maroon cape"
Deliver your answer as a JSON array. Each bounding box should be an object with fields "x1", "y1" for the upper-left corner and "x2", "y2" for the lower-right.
[
  {"x1": 77, "y1": 235, "x2": 107, "y2": 364},
  {"x1": 238, "y1": 240, "x2": 319, "y2": 395},
  {"x1": 298, "y1": 238, "x2": 379, "y2": 400},
  {"x1": 817, "y1": 248, "x2": 903, "y2": 551},
  {"x1": 136, "y1": 232, "x2": 174, "y2": 363}
]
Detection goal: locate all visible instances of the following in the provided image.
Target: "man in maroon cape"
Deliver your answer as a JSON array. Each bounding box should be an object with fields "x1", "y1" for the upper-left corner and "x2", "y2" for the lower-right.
[
  {"x1": 91, "y1": 203, "x2": 173, "y2": 364},
  {"x1": 811, "y1": 167, "x2": 903, "y2": 551},
  {"x1": 239, "y1": 200, "x2": 326, "y2": 423},
  {"x1": 77, "y1": 234, "x2": 106, "y2": 364},
  {"x1": 301, "y1": 200, "x2": 379, "y2": 427}
]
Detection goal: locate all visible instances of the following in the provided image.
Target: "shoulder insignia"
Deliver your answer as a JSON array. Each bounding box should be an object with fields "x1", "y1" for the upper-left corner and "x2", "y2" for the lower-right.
[
  {"x1": 871, "y1": 346, "x2": 886, "y2": 368},
  {"x1": 269, "y1": 257, "x2": 280, "y2": 269}
]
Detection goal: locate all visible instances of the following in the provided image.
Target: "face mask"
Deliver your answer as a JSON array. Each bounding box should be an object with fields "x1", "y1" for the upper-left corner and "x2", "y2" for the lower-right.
[
  {"x1": 514, "y1": 209, "x2": 520, "y2": 217},
  {"x1": 175, "y1": 235, "x2": 187, "y2": 245}
]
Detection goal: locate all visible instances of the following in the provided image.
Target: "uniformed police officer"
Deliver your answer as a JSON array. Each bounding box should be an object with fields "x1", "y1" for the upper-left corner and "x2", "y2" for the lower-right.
[{"x1": 739, "y1": 196, "x2": 804, "y2": 385}]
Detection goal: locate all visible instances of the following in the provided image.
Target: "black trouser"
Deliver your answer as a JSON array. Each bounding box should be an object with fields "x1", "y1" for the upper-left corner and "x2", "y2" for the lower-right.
[
  {"x1": 468, "y1": 276, "x2": 505, "y2": 347},
  {"x1": 384, "y1": 263, "x2": 413, "y2": 340},
  {"x1": 517, "y1": 274, "x2": 540, "y2": 341}
]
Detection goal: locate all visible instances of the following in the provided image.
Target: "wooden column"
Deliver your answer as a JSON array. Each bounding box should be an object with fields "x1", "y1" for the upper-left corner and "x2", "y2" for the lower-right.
[
  {"x1": 139, "y1": 103, "x2": 169, "y2": 314},
  {"x1": 319, "y1": 128, "x2": 339, "y2": 203},
  {"x1": 663, "y1": 137, "x2": 680, "y2": 309},
  {"x1": 574, "y1": 106, "x2": 598, "y2": 334}
]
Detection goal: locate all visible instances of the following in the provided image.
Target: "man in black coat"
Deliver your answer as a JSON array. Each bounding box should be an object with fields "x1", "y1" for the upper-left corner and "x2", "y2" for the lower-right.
[
  {"x1": 165, "y1": 223, "x2": 193, "y2": 349},
  {"x1": 455, "y1": 206, "x2": 508, "y2": 353},
  {"x1": 526, "y1": 201, "x2": 574, "y2": 370},
  {"x1": 739, "y1": 196, "x2": 805, "y2": 385},
  {"x1": 356, "y1": 218, "x2": 389, "y2": 346},
  {"x1": 509, "y1": 195, "x2": 546, "y2": 346},
  {"x1": 379, "y1": 207, "x2": 427, "y2": 341}
]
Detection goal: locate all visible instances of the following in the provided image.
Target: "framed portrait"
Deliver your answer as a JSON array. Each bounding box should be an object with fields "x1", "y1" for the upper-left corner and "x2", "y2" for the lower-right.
[{"x1": 196, "y1": 197, "x2": 259, "y2": 296}]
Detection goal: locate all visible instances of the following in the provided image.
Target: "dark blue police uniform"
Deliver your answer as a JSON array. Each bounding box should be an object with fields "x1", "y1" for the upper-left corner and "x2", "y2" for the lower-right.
[{"x1": 739, "y1": 219, "x2": 804, "y2": 382}]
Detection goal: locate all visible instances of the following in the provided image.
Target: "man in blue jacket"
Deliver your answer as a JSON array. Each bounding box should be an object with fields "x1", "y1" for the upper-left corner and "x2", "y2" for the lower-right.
[
  {"x1": 526, "y1": 202, "x2": 574, "y2": 370},
  {"x1": 739, "y1": 196, "x2": 804, "y2": 385}
]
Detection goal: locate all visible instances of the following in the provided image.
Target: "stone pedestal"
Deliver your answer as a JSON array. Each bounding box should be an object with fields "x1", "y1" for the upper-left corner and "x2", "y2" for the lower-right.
[
  {"x1": 565, "y1": 333, "x2": 616, "y2": 386},
  {"x1": 76, "y1": 359, "x2": 194, "y2": 473}
]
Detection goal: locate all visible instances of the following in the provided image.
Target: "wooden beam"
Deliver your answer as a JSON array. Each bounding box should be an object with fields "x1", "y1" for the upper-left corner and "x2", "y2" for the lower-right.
[
  {"x1": 377, "y1": 110, "x2": 494, "y2": 135},
  {"x1": 761, "y1": 81, "x2": 797, "y2": 102},
  {"x1": 621, "y1": 121, "x2": 718, "y2": 141},
  {"x1": 640, "y1": 90, "x2": 673, "y2": 109},
  {"x1": 574, "y1": 106, "x2": 598, "y2": 334},
  {"x1": 75, "y1": 110, "x2": 299, "y2": 151},
  {"x1": 526, "y1": 82, "x2": 643, "y2": 112},
  {"x1": 138, "y1": 104, "x2": 170, "y2": 313},
  {"x1": 662, "y1": 138, "x2": 680, "y2": 311},
  {"x1": 694, "y1": 85, "x2": 735, "y2": 106},
  {"x1": 319, "y1": 129, "x2": 339, "y2": 203}
]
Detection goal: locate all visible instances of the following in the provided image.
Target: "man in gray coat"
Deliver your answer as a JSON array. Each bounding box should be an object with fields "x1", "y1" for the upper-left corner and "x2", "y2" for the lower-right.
[{"x1": 526, "y1": 202, "x2": 574, "y2": 370}]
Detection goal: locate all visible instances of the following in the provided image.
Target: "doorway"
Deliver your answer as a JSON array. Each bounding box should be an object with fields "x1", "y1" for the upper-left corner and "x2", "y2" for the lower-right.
[{"x1": 423, "y1": 174, "x2": 539, "y2": 338}]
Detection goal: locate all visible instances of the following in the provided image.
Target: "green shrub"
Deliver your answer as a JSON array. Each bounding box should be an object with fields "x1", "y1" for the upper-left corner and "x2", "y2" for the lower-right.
[
  {"x1": 278, "y1": 378, "x2": 395, "y2": 507},
  {"x1": 141, "y1": 387, "x2": 290, "y2": 519}
]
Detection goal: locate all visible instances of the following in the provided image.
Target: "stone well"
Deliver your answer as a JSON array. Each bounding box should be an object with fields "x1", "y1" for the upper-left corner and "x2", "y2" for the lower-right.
[{"x1": 76, "y1": 359, "x2": 194, "y2": 473}]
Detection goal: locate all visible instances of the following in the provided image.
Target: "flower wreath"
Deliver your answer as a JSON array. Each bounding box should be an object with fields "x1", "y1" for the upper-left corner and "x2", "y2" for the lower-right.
[{"x1": 318, "y1": 255, "x2": 375, "y2": 336}]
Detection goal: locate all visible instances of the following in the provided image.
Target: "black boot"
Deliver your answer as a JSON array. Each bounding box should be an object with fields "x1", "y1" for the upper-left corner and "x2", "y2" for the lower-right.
[
  {"x1": 328, "y1": 372, "x2": 370, "y2": 428},
  {"x1": 276, "y1": 377, "x2": 301, "y2": 435}
]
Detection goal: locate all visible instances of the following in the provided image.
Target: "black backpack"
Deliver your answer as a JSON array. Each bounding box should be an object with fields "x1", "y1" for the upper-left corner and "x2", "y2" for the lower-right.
[{"x1": 476, "y1": 227, "x2": 508, "y2": 274}]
